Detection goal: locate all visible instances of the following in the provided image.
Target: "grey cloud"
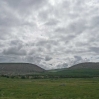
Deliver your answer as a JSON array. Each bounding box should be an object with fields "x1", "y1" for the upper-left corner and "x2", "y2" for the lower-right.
[
  {"x1": 62, "y1": 0, "x2": 70, "y2": 9},
  {"x1": 0, "y1": 28, "x2": 12, "y2": 39},
  {"x1": 67, "y1": 20, "x2": 87, "y2": 34},
  {"x1": 4, "y1": 0, "x2": 23, "y2": 8},
  {"x1": 55, "y1": 27, "x2": 67, "y2": 33},
  {"x1": 0, "y1": 56, "x2": 9, "y2": 62},
  {"x1": 89, "y1": 47, "x2": 99, "y2": 54},
  {"x1": 0, "y1": 3, "x2": 20, "y2": 27},
  {"x1": 0, "y1": 14, "x2": 20, "y2": 27},
  {"x1": 59, "y1": 35, "x2": 76, "y2": 44},
  {"x1": 39, "y1": 10, "x2": 49, "y2": 21},
  {"x1": 45, "y1": 19, "x2": 59, "y2": 26},
  {"x1": 28, "y1": 47, "x2": 39, "y2": 56},
  {"x1": 75, "y1": 42, "x2": 88, "y2": 46},
  {"x1": 45, "y1": 56, "x2": 52, "y2": 61},
  {"x1": 26, "y1": 55, "x2": 44, "y2": 65},
  {"x1": 3, "y1": 47, "x2": 26, "y2": 56},
  {"x1": 50, "y1": 19, "x2": 87, "y2": 43},
  {"x1": 2, "y1": 39, "x2": 26, "y2": 56},
  {"x1": 90, "y1": 16, "x2": 99, "y2": 28},
  {"x1": 10, "y1": 40, "x2": 22, "y2": 45},
  {"x1": 62, "y1": 63, "x2": 68, "y2": 68},
  {"x1": 74, "y1": 56, "x2": 82, "y2": 61},
  {"x1": 73, "y1": 56, "x2": 83, "y2": 65},
  {"x1": 57, "y1": 63, "x2": 68, "y2": 69},
  {"x1": 6, "y1": 0, "x2": 47, "y2": 10},
  {"x1": 36, "y1": 39, "x2": 58, "y2": 47},
  {"x1": 0, "y1": 56, "x2": 22, "y2": 63}
]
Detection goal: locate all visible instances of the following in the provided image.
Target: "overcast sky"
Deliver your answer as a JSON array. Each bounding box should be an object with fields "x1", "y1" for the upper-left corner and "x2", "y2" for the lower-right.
[{"x1": 0, "y1": 0, "x2": 99, "y2": 69}]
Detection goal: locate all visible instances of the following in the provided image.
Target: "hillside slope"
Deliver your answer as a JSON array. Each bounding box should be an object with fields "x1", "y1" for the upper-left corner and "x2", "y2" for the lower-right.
[
  {"x1": 46, "y1": 62, "x2": 99, "y2": 78},
  {"x1": 0, "y1": 63, "x2": 45, "y2": 75},
  {"x1": 68, "y1": 62, "x2": 99, "y2": 69}
]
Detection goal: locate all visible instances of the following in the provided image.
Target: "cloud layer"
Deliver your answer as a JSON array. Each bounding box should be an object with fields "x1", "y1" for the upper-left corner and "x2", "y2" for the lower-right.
[{"x1": 0, "y1": 0, "x2": 99, "y2": 69}]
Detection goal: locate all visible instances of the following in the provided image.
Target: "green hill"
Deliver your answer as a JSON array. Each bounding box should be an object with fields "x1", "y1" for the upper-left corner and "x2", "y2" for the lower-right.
[{"x1": 45, "y1": 62, "x2": 99, "y2": 78}]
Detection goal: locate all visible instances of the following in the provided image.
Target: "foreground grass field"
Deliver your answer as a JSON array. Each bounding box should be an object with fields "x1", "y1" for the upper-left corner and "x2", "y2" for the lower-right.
[{"x1": 0, "y1": 77, "x2": 99, "y2": 99}]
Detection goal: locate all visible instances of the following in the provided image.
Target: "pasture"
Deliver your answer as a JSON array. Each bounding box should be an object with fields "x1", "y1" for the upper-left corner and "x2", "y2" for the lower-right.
[{"x1": 0, "y1": 77, "x2": 99, "y2": 99}]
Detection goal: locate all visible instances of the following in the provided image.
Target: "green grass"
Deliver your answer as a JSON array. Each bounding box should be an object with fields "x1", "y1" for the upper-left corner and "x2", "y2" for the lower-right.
[{"x1": 0, "y1": 77, "x2": 99, "y2": 99}]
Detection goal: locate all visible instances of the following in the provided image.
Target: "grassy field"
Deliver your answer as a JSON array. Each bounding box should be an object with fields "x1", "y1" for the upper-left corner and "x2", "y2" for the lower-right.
[{"x1": 0, "y1": 77, "x2": 99, "y2": 99}]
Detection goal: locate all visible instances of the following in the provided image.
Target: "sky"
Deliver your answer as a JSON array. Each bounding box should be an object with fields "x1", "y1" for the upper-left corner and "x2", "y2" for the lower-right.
[{"x1": 0, "y1": 0, "x2": 99, "y2": 69}]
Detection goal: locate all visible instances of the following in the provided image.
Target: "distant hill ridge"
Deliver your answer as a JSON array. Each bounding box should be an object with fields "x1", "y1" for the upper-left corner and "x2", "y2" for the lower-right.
[
  {"x1": 47, "y1": 62, "x2": 99, "y2": 78},
  {"x1": 69, "y1": 62, "x2": 99, "y2": 69},
  {"x1": 0, "y1": 63, "x2": 45, "y2": 75}
]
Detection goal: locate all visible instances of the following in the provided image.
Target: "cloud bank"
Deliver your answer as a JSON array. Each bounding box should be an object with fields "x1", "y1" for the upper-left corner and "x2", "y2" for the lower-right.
[{"x1": 0, "y1": 0, "x2": 99, "y2": 69}]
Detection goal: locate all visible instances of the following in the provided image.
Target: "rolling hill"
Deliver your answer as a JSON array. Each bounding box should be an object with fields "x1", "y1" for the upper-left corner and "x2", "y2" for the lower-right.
[
  {"x1": 1, "y1": 62, "x2": 99, "y2": 78},
  {"x1": 0, "y1": 63, "x2": 45, "y2": 75},
  {"x1": 68, "y1": 62, "x2": 99, "y2": 69},
  {"x1": 46, "y1": 62, "x2": 99, "y2": 78}
]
